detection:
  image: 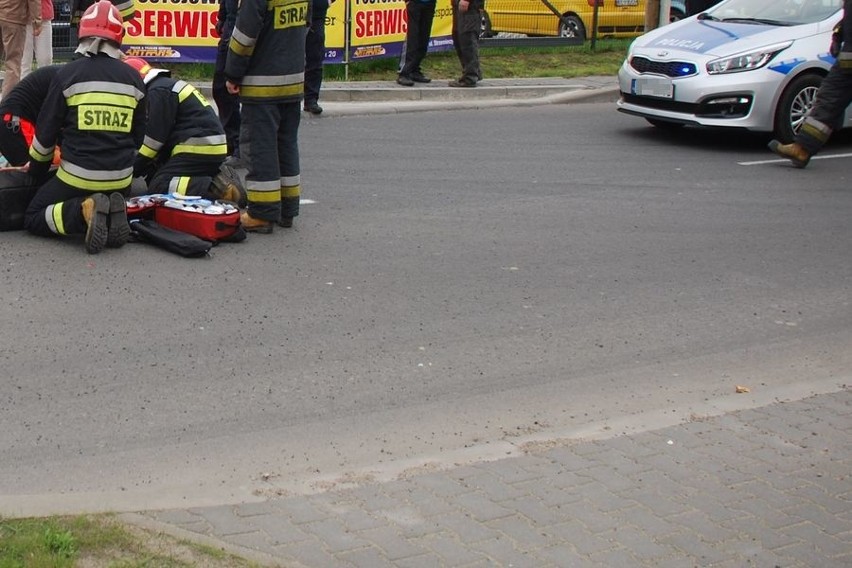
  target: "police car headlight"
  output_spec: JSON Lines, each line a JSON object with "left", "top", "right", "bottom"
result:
{"left": 706, "top": 42, "right": 792, "bottom": 75}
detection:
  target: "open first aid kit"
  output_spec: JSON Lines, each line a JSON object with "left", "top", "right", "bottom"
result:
{"left": 127, "top": 194, "right": 242, "bottom": 242}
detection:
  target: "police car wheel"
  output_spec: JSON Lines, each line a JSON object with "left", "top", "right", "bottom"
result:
{"left": 773, "top": 73, "right": 822, "bottom": 144}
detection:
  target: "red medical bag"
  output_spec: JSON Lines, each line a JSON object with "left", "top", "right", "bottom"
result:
{"left": 154, "top": 201, "right": 241, "bottom": 242}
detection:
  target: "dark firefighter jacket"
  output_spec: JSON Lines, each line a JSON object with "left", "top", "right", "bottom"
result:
{"left": 29, "top": 54, "right": 147, "bottom": 191}
{"left": 224, "top": 0, "right": 308, "bottom": 104}
{"left": 838, "top": 0, "right": 852, "bottom": 72}
{"left": 134, "top": 75, "right": 228, "bottom": 176}
{"left": 0, "top": 65, "right": 60, "bottom": 123}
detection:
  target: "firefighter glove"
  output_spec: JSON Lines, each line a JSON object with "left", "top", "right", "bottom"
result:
{"left": 830, "top": 23, "right": 843, "bottom": 58}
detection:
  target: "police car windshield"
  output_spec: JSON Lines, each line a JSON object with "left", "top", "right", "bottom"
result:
{"left": 708, "top": 0, "right": 842, "bottom": 26}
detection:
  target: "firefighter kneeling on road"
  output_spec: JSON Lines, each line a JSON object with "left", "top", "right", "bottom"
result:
{"left": 24, "top": 0, "right": 146, "bottom": 255}
{"left": 123, "top": 57, "right": 246, "bottom": 206}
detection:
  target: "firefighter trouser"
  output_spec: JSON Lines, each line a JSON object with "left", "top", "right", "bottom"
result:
{"left": 145, "top": 154, "right": 225, "bottom": 200}
{"left": 451, "top": 2, "right": 482, "bottom": 83}
{"left": 213, "top": 36, "right": 241, "bottom": 157}
{"left": 24, "top": 175, "right": 128, "bottom": 237}
{"left": 240, "top": 102, "right": 301, "bottom": 222}
{"left": 794, "top": 62, "right": 852, "bottom": 155}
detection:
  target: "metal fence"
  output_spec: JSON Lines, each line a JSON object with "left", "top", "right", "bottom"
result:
{"left": 52, "top": 0, "right": 76, "bottom": 59}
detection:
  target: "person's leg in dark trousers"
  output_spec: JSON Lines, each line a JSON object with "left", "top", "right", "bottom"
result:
{"left": 24, "top": 176, "right": 91, "bottom": 237}
{"left": 304, "top": 8, "right": 328, "bottom": 112}
{"left": 399, "top": 1, "right": 435, "bottom": 80}
{"left": 278, "top": 101, "right": 302, "bottom": 226}
{"left": 213, "top": 37, "right": 241, "bottom": 157}
{"left": 451, "top": 0, "right": 481, "bottom": 85}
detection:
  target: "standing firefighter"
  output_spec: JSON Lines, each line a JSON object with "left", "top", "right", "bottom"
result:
{"left": 769, "top": 0, "right": 852, "bottom": 167}
{"left": 25, "top": 0, "right": 146, "bottom": 254}
{"left": 225, "top": 0, "right": 308, "bottom": 232}
{"left": 123, "top": 57, "right": 244, "bottom": 205}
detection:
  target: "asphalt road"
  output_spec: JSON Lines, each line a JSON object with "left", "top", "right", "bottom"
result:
{"left": 2, "top": 103, "right": 850, "bottom": 516}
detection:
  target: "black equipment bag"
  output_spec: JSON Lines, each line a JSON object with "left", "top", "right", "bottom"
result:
{"left": 129, "top": 219, "right": 214, "bottom": 258}
{"left": 0, "top": 168, "right": 41, "bottom": 232}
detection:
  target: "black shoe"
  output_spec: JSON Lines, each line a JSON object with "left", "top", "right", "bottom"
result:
{"left": 304, "top": 101, "right": 323, "bottom": 115}
{"left": 396, "top": 75, "right": 415, "bottom": 87}
{"left": 278, "top": 216, "right": 294, "bottom": 228}
{"left": 448, "top": 78, "right": 476, "bottom": 88}
{"left": 106, "top": 192, "right": 130, "bottom": 248}
{"left": 411, "top": 72, "right": 431, "bottom": 83}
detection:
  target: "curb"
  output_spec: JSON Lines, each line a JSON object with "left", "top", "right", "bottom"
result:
{"left": 299, "top": 86, "right": 622, "bottom": 117}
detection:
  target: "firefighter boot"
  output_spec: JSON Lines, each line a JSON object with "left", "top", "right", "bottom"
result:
{"left": 81, "top": 193, "right": 110, "bottom": 254}
{"left": 767, "top": 140, "right": 811, "bottom": 168}
{"left": 240, "top": 211, "right": 274, "bottom": 234}
{"left": 106, "top": 192, "right": 130, "bottom": 248}
{"left": 211, "top": 164, "right": 247, "bottom": 206}
{"left": 278, "top": 215, "right": 294, "bottom": 228}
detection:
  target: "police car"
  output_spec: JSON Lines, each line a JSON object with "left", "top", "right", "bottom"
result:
{"left": 617, "top": 0, "right": 850, "bottom": 142}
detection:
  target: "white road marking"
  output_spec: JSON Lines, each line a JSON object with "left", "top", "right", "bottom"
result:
{"left": 739, "top": 152, "right": 852, "bottom": 166}
{"left": 300, "top": 199, "right": 316, "bottom": 204}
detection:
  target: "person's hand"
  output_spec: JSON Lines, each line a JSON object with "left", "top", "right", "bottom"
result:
{"left": 226, "top": 80, "right": 240, "bottom": 95}
{"left": 830, "top": 23, "right": 842, "bottom": 58}
{"left": 32, "top": 21, "right": 42, "bottom": 36}
{"left": 458, "top": 0, "right": 469, "bottom": 11}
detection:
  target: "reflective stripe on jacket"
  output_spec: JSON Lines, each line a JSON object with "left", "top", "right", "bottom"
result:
{"left": 29, "top": 54, "right": 146, "bottom": 191}
{"left": 224, "top": 0, "right": 308, "bottom": 104}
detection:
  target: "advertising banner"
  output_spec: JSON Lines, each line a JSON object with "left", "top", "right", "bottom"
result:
{"left": 124, "top": 0, "right": 221, "bottom": 62}
{"left": 121, "top": 0, "right": 454, "bottom": 64}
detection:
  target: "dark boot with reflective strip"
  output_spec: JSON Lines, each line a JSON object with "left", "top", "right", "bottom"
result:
{"left": 81, "top": 193, "right": 110, "bottom": 254}
{"left": 106, "top": 192, "right": 130, "bottom": 248}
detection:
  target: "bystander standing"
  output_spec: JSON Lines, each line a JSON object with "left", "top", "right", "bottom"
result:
{"left": 397, "top": 0, "right": 435, "bottom": 87}
{"left": 21, "top": 0, "right": 53, "bottom": 79}
{"left": 449, "top": 0, "right": 481, "bottom": 88}
{"left": 0, "top": 0, "right": 42, "bottom": 98}
{"left": 304, "top": 0, "right": 334, "bottom": 114}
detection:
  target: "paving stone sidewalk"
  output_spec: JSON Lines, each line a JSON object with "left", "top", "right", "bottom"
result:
{"left": 127, "top": 389, "right": 851, "bottom": 567}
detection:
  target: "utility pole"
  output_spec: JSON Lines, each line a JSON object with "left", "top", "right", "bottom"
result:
{"left": 645, "top": 0, "right": 660, "bottom": 32}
